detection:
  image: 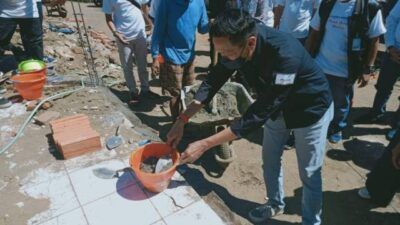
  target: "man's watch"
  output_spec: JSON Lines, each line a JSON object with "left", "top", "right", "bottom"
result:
{"left": 363, "top": 65, "right": 374, "bottom": 75}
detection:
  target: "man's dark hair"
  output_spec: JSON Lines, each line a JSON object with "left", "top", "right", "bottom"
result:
{"left": 210, "top": 9, "right": 257, "bottom": 46}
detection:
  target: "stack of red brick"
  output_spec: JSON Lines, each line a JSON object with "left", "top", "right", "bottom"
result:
{"left": 50, "top": 114, "right": 102, "bottom": 159}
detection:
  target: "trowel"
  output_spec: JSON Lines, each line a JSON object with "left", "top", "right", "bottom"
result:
{"left": 106, "top": 124, "right": 123, "bottom": 150}
{"left": 93, "top": 167, "right": 131, "bottom": 179}
{"left": 154, "top": 156, "right": 173, "bottom": 173}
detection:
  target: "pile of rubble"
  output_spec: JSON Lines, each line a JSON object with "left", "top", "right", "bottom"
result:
{"left": 42, "top": 18, "right": 122, "bottom": 85}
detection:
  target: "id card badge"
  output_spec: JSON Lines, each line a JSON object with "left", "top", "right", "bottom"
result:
{"left": 352, "top": 38, "right": 362, "bottom": 51}
{"left": 274, "top": 73, "right": 296, "bottom": 85}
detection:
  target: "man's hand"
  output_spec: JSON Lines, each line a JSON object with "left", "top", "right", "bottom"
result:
{"left": 388, "top": 47, "right": 400, "bottom": 64}
{"left": 114, "top": 32, "right": 128, "bottom": 45}
{"left": 357, "top": 66, "right": 376, "bottom": 88}
{"left": 166, "top": 120, "right": 185, "bottom": 149}
{"left": 357, "top": 74, "right": 372, "bottom": 88}
{"left": 151, "top": 59, "right": 160, "bottom": 76}
{"left": 392, "top": 143, "right": 400, "bottom": 169}
{"left": 180, "top": 140, "right": 209, "bottom": 164}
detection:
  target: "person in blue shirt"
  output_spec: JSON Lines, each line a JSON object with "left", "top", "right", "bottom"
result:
{"left": 150, "top": 0, "right": 209, "bottom": 120}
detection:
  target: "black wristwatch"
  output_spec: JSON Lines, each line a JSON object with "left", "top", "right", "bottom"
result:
{"left": 363, "top": 65, "right": 374, "bottom": 75}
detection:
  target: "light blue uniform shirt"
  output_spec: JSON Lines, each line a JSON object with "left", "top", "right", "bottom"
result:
{"left": 151, "top": 0, "right": 209, "bottom": 65}
{"left": 385, "top": 1, "right": 400, "bottom": 50}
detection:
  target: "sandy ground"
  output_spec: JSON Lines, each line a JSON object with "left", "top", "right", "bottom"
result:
{"left": 0, "top": 2, "right": 399, "bottom": 225}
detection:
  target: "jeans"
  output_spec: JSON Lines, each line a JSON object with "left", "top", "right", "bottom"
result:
{"left": 0, "top": 17, "right": 43, "bottom": 60}
{"left": 326, "top": 75, "right": 353, "bottom": 134}
{"left": 116, "top": 36, "right": 149, "bottom": 94}
{"left": 263, "top": 103, "right": 333, "bottom": 225}
{"left": 372, "top": 55, "right": 400, "bottom": 116}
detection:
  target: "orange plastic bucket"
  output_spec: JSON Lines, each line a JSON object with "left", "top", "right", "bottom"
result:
{"left": 11, "top": 73, "right": 46, "bottom": 100}
{"left": 130, "top": 143, "right": 180, "bottom": 193}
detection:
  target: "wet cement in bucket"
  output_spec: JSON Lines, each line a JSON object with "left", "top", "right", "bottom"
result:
{"left": 140, "top": 155, "right": 173, "bottom": 173}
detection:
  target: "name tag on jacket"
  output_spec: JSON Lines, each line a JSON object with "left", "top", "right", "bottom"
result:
{"left": 274, "top": 73, "right": 296, "bottom": 85}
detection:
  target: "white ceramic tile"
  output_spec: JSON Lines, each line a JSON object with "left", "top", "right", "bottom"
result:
{"left": 69, "top": 159, "right": 136, "bottom": 205}
{"left": 63, "top": 150, "right": 120, "bottom": 174}
{"left": 146, "top": 179, "right": 200, "bottom": 217}
{"left": 164, "top": 200, "right": 225, "bottom": 225}
{"left": 83, "top": 185, "right": 161, "bottom": 225}
{"left": 150, "top": 220, "right": 167, "bottom": 225}
{"left": 39, "top": 208, "right": 87, "bottom": 225}
{"left": 22, "top": 175, "right": 80, "bottom": 224}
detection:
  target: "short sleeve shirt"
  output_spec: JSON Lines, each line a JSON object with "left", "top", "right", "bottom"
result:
{"left": 0, "top": 0, "right": 39, "bottom": 18}
{"left": 102, "top": 0, "right": 146, "bottom": 41}
{"left": 310, "top": 0, "right": 386, "bottom": 78}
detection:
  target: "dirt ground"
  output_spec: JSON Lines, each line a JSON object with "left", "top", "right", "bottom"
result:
{"left": 1, "top": 2, "right": 399, "bottom": 225}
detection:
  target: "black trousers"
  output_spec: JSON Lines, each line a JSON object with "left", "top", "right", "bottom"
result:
{"left": 0, "top": 17, "right": 43, "bottom": 60}
{"left": 366, "top": 133, "right": 400, "bottom": 206}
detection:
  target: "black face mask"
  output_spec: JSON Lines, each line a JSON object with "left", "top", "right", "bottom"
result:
{"left": 220, "top": 45, "right": 247, "bottom": 70}
{"left": 220, "top": 56, "right": 246, "bottom": 70}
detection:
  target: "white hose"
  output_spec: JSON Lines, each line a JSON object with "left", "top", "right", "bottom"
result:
{"left": 0, "top": 79, "right": 85, "bottom": 155}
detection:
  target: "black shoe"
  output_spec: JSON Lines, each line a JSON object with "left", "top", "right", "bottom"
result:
{"left": 354, "top": 112, "right": 384, "bottom": 124}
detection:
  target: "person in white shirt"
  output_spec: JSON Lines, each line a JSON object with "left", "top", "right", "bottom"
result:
{"left": 103, "top": 0, "right": 157, "bottom": 104}
{"left": 0, "top": 0, "right": 43, "bottom": 60}
{"left": 274, "top": 0, "right": 321, "bottom": 44}
{"left": 235, "top": 0, "right": 275, "bottom": 27}
{"left": 306, "top": 0, "right": 386, "bottom": 143}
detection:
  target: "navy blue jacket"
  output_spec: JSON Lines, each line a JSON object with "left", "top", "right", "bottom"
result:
{"left": 194, "top": 23, "right": 333, "bottom": 138}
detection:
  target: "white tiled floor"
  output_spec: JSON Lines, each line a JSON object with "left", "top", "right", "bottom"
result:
{"left": 83, "top": 184, "right": 161, "bottom": 225}
{"left": 146, "top": 180, "right": 201, "bottom": 217}
{"left": 150, "top": 220, "right": 167, "bottom": 225}
{"left": 23, "top": 175, "right": 80, "bottom": 224}
{"left": 163, "top": 200, "right": 226, "bottom": 225}
{"left": 69, "top": 159, "right": 136, "bottom": 205}
{"left": 26, "top": 158, "right": 226, "bottom": 225}
{"left": 39, "top": 208, "right": 87, "bottom": 225}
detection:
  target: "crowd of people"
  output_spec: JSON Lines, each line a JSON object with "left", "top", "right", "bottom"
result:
{"left": 0, "top": 0, "right": 399, "bottom": 225}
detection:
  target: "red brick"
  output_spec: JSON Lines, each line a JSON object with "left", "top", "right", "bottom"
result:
{"left": 55, "top": 128, "right": 97, "bottom": 146}
{"left": 50, "top": 114, "right": 87, "bottom": 129}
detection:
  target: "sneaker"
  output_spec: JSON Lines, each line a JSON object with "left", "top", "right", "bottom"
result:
{"left": 140, "top": 90, "right": 159, "bottom": 99}
{"left": 329, "top": 132, "right": 342, "bottom": 144}
{"left": 355, "top": 112, "right": 384, "bottom": 124}
{"left": 0, "top": 97, "right": 12, "bottom": 109}
{"left": 248, "top": 203, "right": 284, "bottom": 223}
{"left": 358, "top": 187, "right": 371, "bottom": 200}
{"left": 386, "top": 128, "right": 399, "bottom": 141}
{"left": 284, "top": 133, "right": 295, "bottom": 150}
